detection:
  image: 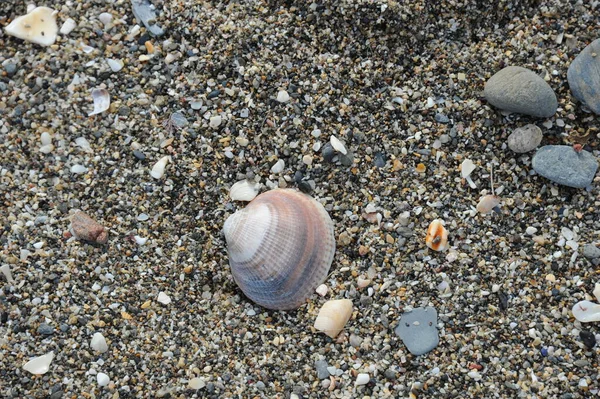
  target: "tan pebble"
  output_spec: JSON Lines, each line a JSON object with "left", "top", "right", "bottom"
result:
{"left": 70, "top": 211, "right": 108, "bottom": 244}
{"left": 545, "top": 274, "right": 556, "bottom": 283}
{"left": 476, "top": 195, "right": 500, "bottom": 214}
{"left": 338, "top": 231, "right": 352, "bottom": 246}
{"left": 393, "top": 159, "right": 402, "bottom": 171}
{"left": 145, "top": 41, "right": 154, "bottom": 54}
{"left": 183, "top": 265, "right": 193, "bottom": 274}
{"left": 415, "top": 163, "right": 426, "bottom": 173}
{"left": 141, "top": 300, "right": 151, "bottom": 309}
{"left": 385, "top": 234, "right": 395, "bottom": 244}
{"left": 357, "top": 277, "right": 371, "bottom": 288}
{"left": 121, "top": 311, "right": 133, "bottom": 320}
{"left": 358, "top": 245, "right": 369, "bottom": 256}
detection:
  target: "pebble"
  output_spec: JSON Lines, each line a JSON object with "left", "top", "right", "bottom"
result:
{"left": 4, "top": 62, "right": 18, "bottom": 77}
{"left": 330, "top": 135, "right": 347, "bottom": 155}
{"left": 579, "top": 330, "right": 596, "bottom": 349}
{"left": 314, "top": 360, "right": 330, "bottom": 379}
{"left": 157, "top": 291, "right": 172, "bottom": 305}
{"left": 532, "top": 145, "right": 598, "bottom": 188}
{"left": 96, "top": 373, "right": 110, "bottom": 387}
{"left": 133, "top": 150, "right": 146, "bottom": 160}
{"left": 507, "top": 124, "right": 543, "bottom": 153}
{"left": 582, "top": 244, "right": 600, "bottom": 260}
{"left": 434, "top": 113, "right": 450, "bottom": 123}
{"left": 355, "top": 373, "right": 370, "bottom": 386}
{"left": 37, "top": 323, "right": 54, "bottom": 335}
{"left": 90, "top": 332, "right": 109, "bottom": 353}
{"left": 70, "top": 211, "right": 108, "bottom": 244}
{"left": 131, "top": 0, "right": 164, "bottom": 36}
{"left": 270, "top": 159, "right": 285, "bottom": 174}
{"left": 189, "top": 377, "right": 206, "bottom": 390}
{"left": 567, "top": 38, "right": 600, "bottom": 114}
{"left": 484, "top": 66, "right": 558, "bottom": 117}
{"left": 150, "top": 156, "right": 170, "bottom": 179}
{"left": 321, "top": 143, "right": 336, "bottom": 162}
{"left": 209, "top": 115, "right": 222, "bottom": 128}
{"left": 106, "top": 59, "right": 123, "bottom": 72}
{"left": 22, "top": 352, "right": 54, "bottom": 375}
{"left": 394, "top": 307, "right": 439, "bottom": 356}
{"left": 276, "top": 90, "right": 290, "bottom": 103}
{"left": 60, "top": 18, "right": 77, "bottom": 35}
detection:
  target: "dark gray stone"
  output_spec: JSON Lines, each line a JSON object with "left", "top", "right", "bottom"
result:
{"left": 507, "top": 124, "right": 543, "bottom": 153}
{"left": 314, "top": 360, "right": 329, "bottom": 379}
{"left": 394, "top": 307, "right": 439, "bottom": 356}
{"left": 484, "top": 66, "right": 557, "bottom": 117}
{"left": 38, "top": 323, "right": 55, "bottom": 335}
{"left": 133, "top": 150, "right": 146, "bottom": 160}
{"left": 321, "top": 143, "right": 335, "bottom": 163}
{"left": 567, "top": 38, "right": 600, "bottom": 115}
{"left": 207, "top": 90, "right": 221, "bottom": 99}
{"left": 434, "top": 113, "right": 450, "bottom": 123}
{"left": 4, "top": 62, "right": 17, "bottom": 77}
{"left": 582, "top": 244, "right": 600, "bottom": 259}
{"left": 532, "top": 145, "right": 598, "bottom": 188}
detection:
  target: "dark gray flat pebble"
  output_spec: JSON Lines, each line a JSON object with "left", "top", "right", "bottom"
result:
{"left": 582, "top": 244, "right": 600, "bottom": 260}
{"left": 532, "top": 145, "right": 598, "bottom": 188}
{"left": 38, "top": 323, "right": 55, "bottom": 335}
{"left": 394, "top": 306, "right": 439, "bottom": 356}
{"left": 567, "top": 38, "right": 600, "bottom": 115}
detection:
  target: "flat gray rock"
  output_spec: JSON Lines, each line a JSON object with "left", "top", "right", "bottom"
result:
{"left": 532, "top": 145, "right": 598, "bottom": 188}
{"left": 508, "top": 124, "right": 543, "bottom": 153}
{"left": 131, "top": 0, "right": 165, "bottom": 36}
{"left": 484, "top": 66, "right": 558, "bottom": 118}
{"left": 394, "top": 307, "right": 439, "bottom": 356}
{"left": 582, "top": 244, "right": 600, "bottom": 260}
{"left": 568, "top": 38, "right": 600, "bottom": 115}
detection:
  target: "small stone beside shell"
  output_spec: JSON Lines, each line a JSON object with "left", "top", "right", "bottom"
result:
{"left": 70, "top": 211, "right": 108, "bottom": 244}
{"left": 314, "top": 299, "right": 353, "bottom": 338}
{"left": 426, "top": 219, "right": 449, "bottom": 251}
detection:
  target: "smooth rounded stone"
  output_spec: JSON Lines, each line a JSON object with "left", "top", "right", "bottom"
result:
{"left": 567, "top": 38, "right": 600, "bottom": 114}
{"left": 507, "top": 124, "right": 543, "bottom": 153}
{"left": 91, "top": 332, "right": 109, "bottom": 353}
{"left": 314, "top": 360, "right": 329, "bottom": 380}
{"left": 355, "top": 373, "right": 370, "bottom": 386}
{"left": 207, "top": 90, "right": 221, "bottom": 99}
{"left": 321, "top": 143, "right": 336, "bottom": 163}
{"left": 37, "top": 323, "right": 54, "bottom": 335}
{"left": 23, "top": 352, "right": 54, "bottom": 375}
{"left": 97, "top": 373, "right": 110, "bottom": 387}
{"left": 4, "top": 62, "right": 18, "bottom": 77}
{"left": 580, "top": 330, "right": 596, "bottom": 349}
{"left": 70, "top": 211, "right": 108, "bottom": 244}
{"left": 133, "top": 150, "right": 146, "bottom": 160}
{"left": 532, "top": 145, "right": 598, "bottom": 188}
{"left": 394, "top": 306, "right": 439, "bottom": 356}
{"left": 484, "top": 66, "right": 558, "bottom": 117}
{"left": 434, "top": 113, "right": 450, "bottom": 123}
{"left": 582, "top": 244, "right": 600, "bottom": 260}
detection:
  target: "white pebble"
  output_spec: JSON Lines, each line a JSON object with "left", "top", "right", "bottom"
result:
{"left": 157, "top": 291, "right": 171, "bottom": 305}
{"left": 315, "top": 284, "right": 328, "bottom": 297}
{"left": 270, "top": 159, "right": 285, "bottom": 174}
{"left": 106, "top": 58, "right": 123, "bottom": 72}
{"left": 98, "top": 12, "right": 113, "bottom": 27}
{"left": 330, "top": 135, "right": 347, "bottom": 154}
{"left": 276, "top": 90, "right": 290, "bottom": 103}
{"left": 526, "top": 226, "right": 538, "bottom": 235}
{"left": 302, "top": 154, "right": 313, "bottom": 165}
{"left": 134, "top": 235, "right": 147, "bottom": 245}
{"left": 40, "top": 132, "right": 52, "bottom": 146}
{"left": 150, "top": 156, "right": 170, "bottom": 179}
{"left": 60, "top": 18, "right": 77, "bottom": 35}
{"left": 71, "top": 164, "right": 88, "bottom": 174}
{"left": 75, "top": 137, "right": 92, "bottom": 152}
{"left": 355, "top": 373, "right": 370, "bottom": 386}
{"left": 97, "top": 372, "right": 110, "bottom": 387}
{"left": 22, "top": 352, "right": 54, "bottom": 375}
{"left": 189, "top": 377, "right": 206, "bottom": 390}
{"left": 0, "top": 264, "right": 15, "bottom": 284}
{"left": 209, "top": 115, "right": 222, "bottom": 128}
{"left": 90, "top": 332, "right": 109, "bottom": 353}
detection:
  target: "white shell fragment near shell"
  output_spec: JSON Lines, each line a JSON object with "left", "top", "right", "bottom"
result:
{"left": 572, "top": 300, "right": 600, "bottom": 323}
{"left": 22, "top": 352, "right": 54, "bottom": 375}
{"left": 88, "top": 88, "right": 111, "bottom": 116}
{"left": 229, "top": 179, "right": 260, "bottom": 202}
{"left": 314, "top": 299, "right": 353, "bottom": 338}
{"left": 223, "top": 189, "right": 336, "bottom": 310}
{"left": 4, "top": 7, "right": 58, "bottom": 46}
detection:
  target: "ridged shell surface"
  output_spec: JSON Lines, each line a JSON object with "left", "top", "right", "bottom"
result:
{"left": 223, "top": 189, "right": 336, "bottom": 310}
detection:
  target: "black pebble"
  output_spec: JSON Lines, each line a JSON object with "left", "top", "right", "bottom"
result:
{"left": 321, "top": 143, "right": 335, "bottom": 163}
{"left": 580, "top": 330, "right": 596, "bottom": 349}
{"left": 497, "top": 291, "right": 509, "bottom": 310}
{"left": 207, "top": 90, "right": 221, "bottom": 99}
{"left": 298, "top": 181, "right": 313, "bottom": 194}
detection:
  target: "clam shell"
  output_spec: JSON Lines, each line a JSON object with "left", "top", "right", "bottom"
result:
{"left": 572, "top": 300, "right": 600, "bottom": 323}
{"left": 223, "top": 189, "right": 336, "bottom": 310}
{"left": 426, "top": 219, "right": 449, "bottom": 251}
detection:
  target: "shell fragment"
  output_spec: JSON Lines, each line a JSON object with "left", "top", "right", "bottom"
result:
{"left": 314, "top": 299, "right": 353, "bottom": 338}
{"left": 4, "top": 7, "right": 58, "bottom": 46}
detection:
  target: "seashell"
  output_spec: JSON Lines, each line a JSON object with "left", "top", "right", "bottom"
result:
{"left": 150, "top": 155, "right": 170, "bottom": 179}
{"left": 4, "top": 7, "right": 58, "bottom": 47}
{"left": 223, "top": 189, "right": 336, "bottom": 310}
{"left": 330, "top": 135, "right": 347, "bottom": 155}
{"left": 60, "top": 18, "right": 77, "bottom": 35}
{"left": 229, "top": 179, "right": 260, "bottom": 202}
{"left": 426, "top": 219, "right": 449, "bottom": 251}
{"left": 461, "top": 159, "right": 477, "bottom": 189}
{"left": 97, "top": 372, "right": 110, "bottom": 387}
{"left": 88, "top": 88, "right": 110, "bottom": 116}
{"left": 71, "top": 211, "right": 108, "bottom": 244}
{"left": 314, "top": 299, "right": 353, "bottom": 338}
{"left": 315, "top": 284, "right": 328, "bottom": 297}
{"left": 572, "top": 300, "right": 600, "bottom": 323}
{"left": 23, "top": 351, "right": 54, "bottom": 375}
{"left": 476, "top": 195, "right": 500, "bottom": 214}
{"left": 594, "top": 283, "right": 600, "bottom": 303}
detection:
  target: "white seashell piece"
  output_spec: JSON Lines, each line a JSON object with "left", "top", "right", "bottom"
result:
{"left": 572, "top": 300, "right": 600, "bottom": 323}
{"left": 314, "top": 299, "right": 353, "bottom": 338}
{"left": 270, "top": 159, "right": 285, "bottom": 174}
{"left": 157, "top": 291, "right": 171, "bottom": 305}
{"left": 276, "top": 90, "right": 290, "bottom": 103}
{"left": 23, "top": 351, "right": 54, "bottom": 375}
{"left": 315, "top": 284, "right": 328, "bottom": 297}
{"left": 90, "top": 332, "right": 109, "bottom": 353}
{"left": 0, "top": 264, "right": 15, "bottom": 284}
{"left": 230, "top": 180, "right": 260, "bottom": 202}
{"left": 150, "top": 156, "right": 170, "bottom": 179}
{"left": 5, "top": 7, "right": 58, "bottom": 46}
{"left": 224, "top": 189, "right": 336, "bottom": 310}
{"left": 330, "top": 135, "right": 347, "bottom": 155}
{"left": 88, "top": 88, "right": 110, "bottom": 116}
{"left": 476, "top": 195, "right": 500, "bottom": 214}
{"left": 60, "top": 18, "right": 77, "bottom": 35}
{"left": 97, "top": 372, "right": 110, "bottom": 387}
{"left": 594, "top": 283, "right": 600, "bottom": 303}
{"left": 461, "top": 159, "right": 477, "bottom": 189}
{"left": 106, "top": 58, "right": 123, "bottom": 72}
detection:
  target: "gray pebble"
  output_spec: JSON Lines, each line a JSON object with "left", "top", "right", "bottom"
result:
{"left": 133, "top": 150, "right": 146, "bottom": 160}
{"left": 484, "top": 66, "right": 557, "bottom": 117}
{"left": 131, "top": 0, "right": 165, "bottom": 36}
{"left": 4, "top": 62, "right": 18, "bottom": 76}
{"left": 582, "top": 244, "right": 600, "bottom": 260}
{"left": 255, "top": 381, "right": 265, "bottom": 391}
{"left": 321, "top": 143, "right": 336, "bottom": 163}
{"left": 384, "top": 368, "right": 397, "bottom": 380}
{"left": 394, "top": 307, "right": 439, "bottom": 356}
{"left": 532, "top": 145, "right": 598, "bottom": 188}
{"left": 507, "top": 124, "right": 543, "bottom": 153}
{"left": 207, "top": 90, "right": 221, "bottom": 99}
{"left": 374, "top": 152, "right": 386, "bottom": 168}
{"left": 314, "top": 360, "right": 330, "bottom": 379}
{"left": 567, "top": 38, "right": 600, "bottom": 114}
{"left": 38, "top": 323, "right": 55, "bottom": 335}
{"left": 434, "top": 113, "right": 450, "bottom": 123}
{"left": 349, "top": 334, "right": 363, "bottom": 348}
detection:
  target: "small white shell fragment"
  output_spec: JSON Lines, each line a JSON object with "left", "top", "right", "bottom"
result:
{"left": 314, "top": 299, "right": 353, "bottom": 338}
{"left": 150, "top": 156, "right": 170, "bottom": 179}
{"left": 90, "top": 332, "right": 109, "bottom": 353}
{"left": 4, "top": 7, "right": 58, "bottom": 46}
{"left": 229, "top": 180, "right": 260, "bottom": 202}
{"left": 75, "top": 137, "right": 92, "bottom": 152}
{"left": 97, "top": 372, "right": 110, "bottom": 387}
{"left": 165, "top": 53, "right": 177, "bottom": 64}
{"left": 209, "top": 115, "right": 222, "bottom": 128}
{"left": 98, "top": 12, "right": 113, "bottom": 27}
{"left": 60, "top": 18, "right": 77, "bottom": 35}
{"left": 315, "top": 284, "right": 328, "bottom": 297}
{"left": 71, "top": 164, "right": 88, "bottom": 174}
{"left": 357, "top": 277, "right": 371, "bottom": 288}
{"left": 330, "top": 135, "right": 347, "bottom": 155}
{"left": 461, "top": 159, "right": 477, "bottom": 189}
{"left": 106, "top": 58, "right": 123, "bottom": 72}
{"left": 134, "top": 235, "right": 147, "bottom": 245}
{"left": 88, "top": 88, "right": 110, "bottom": 116}
{"left": 594, "top": 283, "right": 600, "bottom": 303}
{"left": 355, "top": 373, "right": 370, "bottom": 386}
{"left": 270, "top": 159, "right": 285, "bottom": 174}
{"left": 189, "top": 377, "right": 206, "bottom": 390}
{"left": 23, "top": 352, "right": 54, "bottom": 375}
{"left": 572, "top": 300, "right": 600, "bottom": 322}
{"left": 476, "top": 195, "right": 500, "bottom": 214}
{"left": 39, "top": 143, "right": 54, "bottom": 154}
{"left": 39, "top": 132, "right": 54, "bottom": 154}
{"left": 157, "top": 291, "right": 171, "bottom": 305}
{"left": 0, "top": 264, "right": 15, "bottom": 284}
{"left": 276, "top": 90, "right": 290, "bottom": 103}
{"left": 81, "top": 43, "right": 95, "bottom": 53}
